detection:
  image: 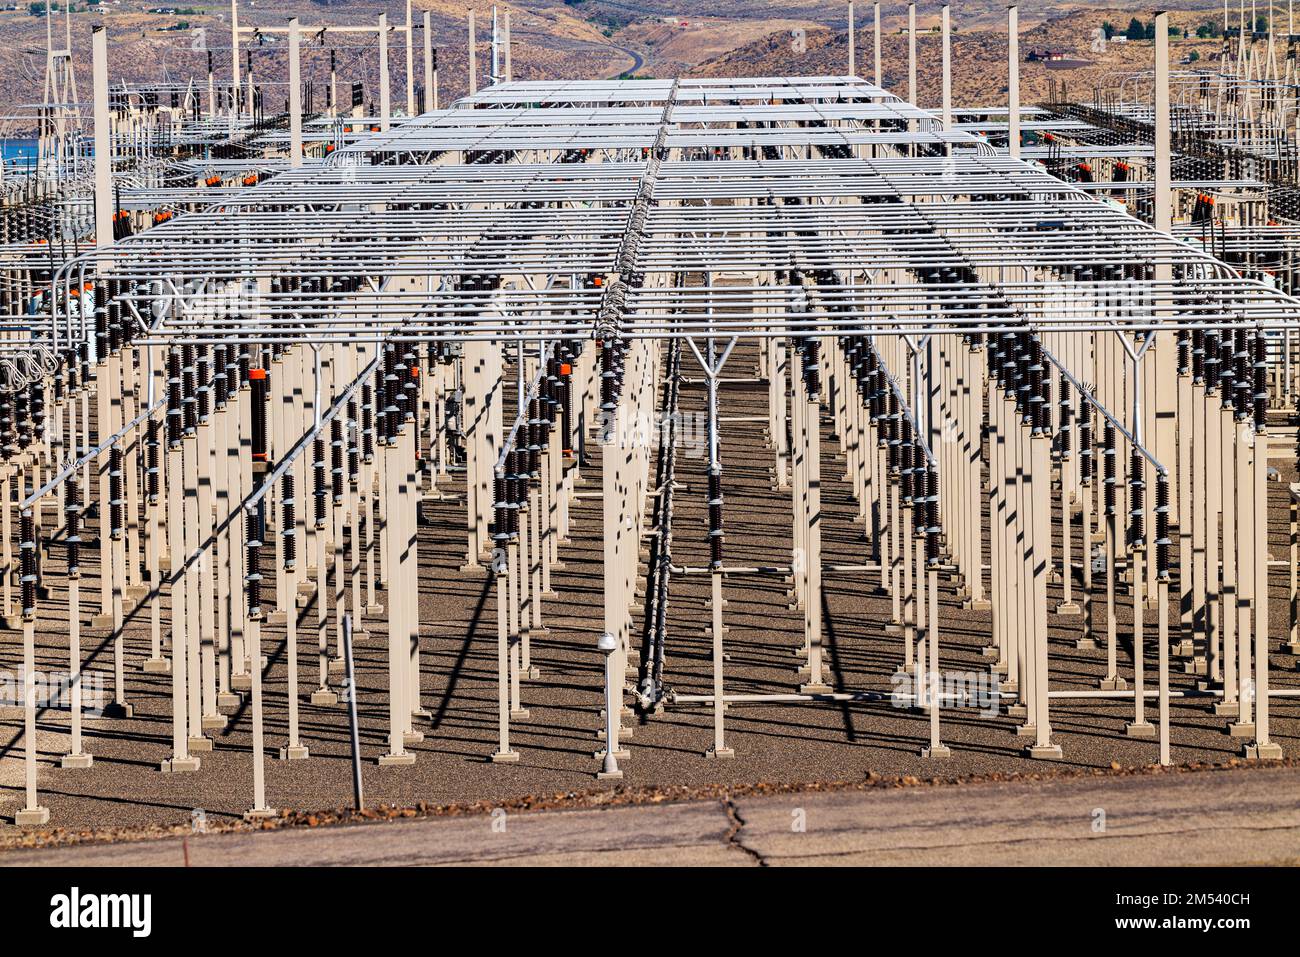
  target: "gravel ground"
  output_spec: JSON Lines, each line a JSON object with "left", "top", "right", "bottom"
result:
{"left": 1, "top": 338, "right": 1297, "bottom": 838}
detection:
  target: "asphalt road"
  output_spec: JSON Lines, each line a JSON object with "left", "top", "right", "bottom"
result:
{"left": 606, "top": 44, "right": 646, "bottom": 77}
{"left": 10, "top": 763, "right": 1300, "bottom": 866}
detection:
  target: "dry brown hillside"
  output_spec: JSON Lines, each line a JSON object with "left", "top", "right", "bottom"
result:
{"left": 0, "top": 0, "right": 632, "bottom": 136}
{"left": 690, "top": 5, "right": 1231, "bottom": 107}
{"left": 0, "top": 1, "right": 1247, "bottom": 136}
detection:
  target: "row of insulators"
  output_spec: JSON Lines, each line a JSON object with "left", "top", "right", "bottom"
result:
{"left": 793, "top": 336, "right": 821, "bottom": 399}
{"left": 891, "top": 414, "right": 942, "bottom": 562}
{"left": 987, "top": 333, "right": 1052, "bottom": 434}
{"left": 492, "top": 447, "right": 538, "bottom": 543}
{"left": 0, "top": 205, "right": 53, "bottom": 243}
{"left": 491, "top": 348, "right": 577, "bottom": 543}
{"left": 375, "top": 343, "right": 422, "bottom": 445}
{"left": 50, "top": 341, "right": 89, "bottom": 409}
{"left": 599, "top": 337, "right": 627, "bottom": 413}
{"left": 92, "top": 279, "right": 149, "bottom": 364}
{"left": 0, "top": 381, "right": 46, "bottom": 462}
{"left": 167, "top": 342, "right": 252, "bottom": 447}
{"left": 1184, "top": 327, "right": 1270, "bottom": 429}
{"left": 840, "top": 330, "right": 943, "bottom": 564}
{"left": 112, "top": 210, "right": 134, "bottom": 241}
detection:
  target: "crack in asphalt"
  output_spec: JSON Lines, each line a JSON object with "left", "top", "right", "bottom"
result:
{"left": 722, "top": 798, "right": 767, "bottom": 867}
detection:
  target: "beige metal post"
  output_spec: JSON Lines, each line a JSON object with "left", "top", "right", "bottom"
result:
{"left": 379, "top": 14, "right": 391, "bottom": 132}
{"left": 230, "top": 0, "right": 240, "bottom": 120}
{"left": 405, "top": 0, "right": 415, "bottom": 116}
{"left": 873, "top": 1, "right": 882, "bottom": 87}
{"left": 92, "top": 27, "right": 112, "bottom": 252}
{"left": 504, "top": 9, "right": 512, "bottom": 82}
{"left": 424, "top": 12, "right": 436, "bottom": 112}
{"left": 468, "top": 9, "right": 478, "bottom": 95}
{"left": 941, "top": 4, "right": 952, "bottom": 129}
{"left": 848, "top": 1, "right": 856, "bottom": 77}
{"left": 907, "top": 2, "right": 918, "bottom": 105}
{"left": 1008, "top": 4, "right": 1021, "bottom": 159}
{"left": 288, "top": 18, "right": 302, "bottom": 168}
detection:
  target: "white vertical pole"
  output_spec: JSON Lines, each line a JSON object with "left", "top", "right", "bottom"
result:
{"left": 873, "top": 1, "right": 882, "bottom": 87}
{"left": 504, "top": 9, "right": 513, "bottom": 82}
{"left": 92, "top": 26, "right": 111, "bottom": 252}
{"left": 1008, "top": 4, "right": 1021, "bottom": 159}
{"left": 288, "top": 18, "right": 302, "bottom": 168}
{"left": 908, "top": 2, "right": 918, "bottom": 104}
{"left": 1154, "top": 11, "right": 1173, "bottom": 234}
{"left": 491, "top": 5, "right": 500, "bottom": 84}
{"left": 405, "top": 0, "right": 415, "bottom": 116}
{"left": 942, "top": 3, "right": 952, "bottom": 128}
{"left": 230, "top": 0, "right": 240, "bottom": 120}
{"left": 424, "top": 11, "right": 436, "bottom": 111}
{"left": 379, "top": 13, "right": 391, "bottom": 132}
{"left": 848, "top": 1, "right": 856, "bottom": 77}
{"left": 468, "top": 9, "right": 478, "bottom": 95}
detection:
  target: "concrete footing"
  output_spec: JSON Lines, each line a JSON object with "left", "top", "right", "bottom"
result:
{"left": 16, "top": 806, "right": 50, "bottom": 826}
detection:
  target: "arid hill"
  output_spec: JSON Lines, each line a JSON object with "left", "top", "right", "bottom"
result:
{"left": 690, "top": 5, "right": 1231, "bottom": 107}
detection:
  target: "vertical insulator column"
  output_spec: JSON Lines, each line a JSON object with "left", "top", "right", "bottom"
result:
{"left": 1078, "top": 398, "right": 1093, "bottom": 484}
{"left": 1028, "top": 339, "right": 1046, "bottom": 434}
{"left": 493, "top": 470, "right": 511, "bottom": 546}
{"left": 361, "top": 384, "right": 375, "bottom": 463}
{"left": 195, "top": 345, "right": 211, "bottom": 423}
{"left": 109, "top": 445, "right": 124, "bottom": 541}
{"left": 527, "top": 398, "right": 542, "bottom": 480}
{"left": 245, "top": 509, "right": 263, "bottom": 620}
{"left": 313, "top": 438, "right": 327, "bottom": 529}
{"left": 181, "top": 344, "right": 197, "bottom": 434}
{"left": 66, "top": 477, "right": 82, "bottom": 578}
{"left": 145, "top": 418, "right": 160, "bottom": 503}
{"left": 249, "top": 368, "right": 269, "bottom": 462}
{"left": 599, "top": 339, "right": 616, "bottom": 440}
{"left": 383, "top": 345, "right": 400, "bottom": 444}
{"left": 1155, "top": 471, "right": 1170, "bottom": 580}
{"left": 1103, "top": 422, "right": 1117, "bottom": 516}
{"left": 347, "top": 399, "right": 360, "bottom": 487}
{"left": 94, "top": 283, "right": 109, "bottom": 361}
{"left": 403, "top": 344, "right": 420, "bottom": 425}
{"left": 15, "top": 387, "right": 30, "bottom": 450}
{"left": 707, "top": 466, "right": 723, "bottom": 569}
{"left": 559, "top": 349, "right": 574, "bottom": 456}
{"left": 1129, "top": 448, "right": 1145, "bottom": 548}
{"left": 282, "top": 473, "right": 297, "bottom": 570}
{"left": 899, "top": 417, "right": 914, "bottom": 512}
{"left": 925, "top": 466, "right": 940, "bottom": 566}
{"left": 506, "top": 448, "right": 522, "bottom": 538}
{"left": 1253, "top": 329, "right": 1269, "bottom": 434}
{"left": 20, "top": 511, "right": 35, "bottom": 620}
{"left": 29, "top": 383, "right": 44, "bottom": 444}
{"left": 212, "top": 345, "right": 229, "bottom": 410}
{"left": 331, "top": 418, "right": 345, "bottom": 506}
